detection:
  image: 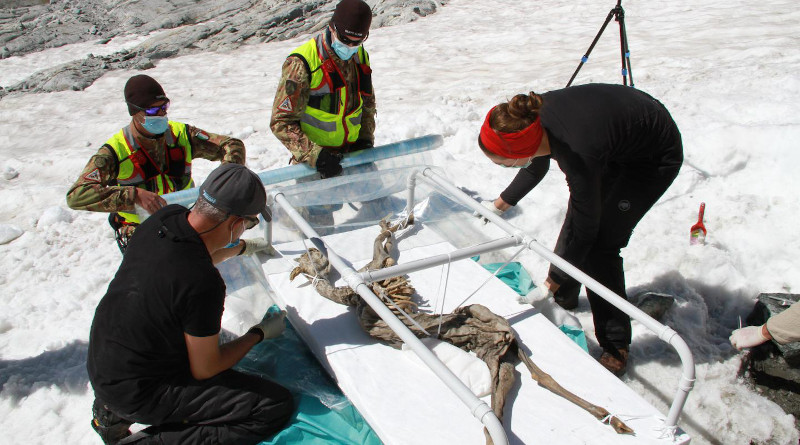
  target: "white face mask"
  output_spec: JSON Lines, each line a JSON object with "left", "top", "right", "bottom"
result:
{"left": 501, "top": 158, "right": 532, "bottom": 169}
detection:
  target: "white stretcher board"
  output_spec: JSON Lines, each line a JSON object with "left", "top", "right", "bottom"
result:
{"left": 258, "top": 222, "right": 690, "bottom": 445}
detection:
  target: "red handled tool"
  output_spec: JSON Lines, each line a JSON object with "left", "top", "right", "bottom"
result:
{"left": 689, "top": 202, "right": 706, "bottom": 245}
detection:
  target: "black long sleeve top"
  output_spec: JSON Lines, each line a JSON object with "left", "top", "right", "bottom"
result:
{"left": 499, "top": 83, "right": 682, "bottom": 284}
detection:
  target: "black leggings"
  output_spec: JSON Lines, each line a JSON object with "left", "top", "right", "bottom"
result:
{"left": 115, "top": 369, "right": 293, "bottom": 445}
{"left": 553, "top": 144, "right": 682, "bottom": 351}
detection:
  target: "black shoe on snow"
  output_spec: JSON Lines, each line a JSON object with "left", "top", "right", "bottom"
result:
{"left": 91, "top": 399, "right": 132, "bottom": 444}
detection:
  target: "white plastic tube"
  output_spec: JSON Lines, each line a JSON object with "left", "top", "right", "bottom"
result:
{"left": 419, "top": 168, "right": 695, "bottom": 429}
{"left": 160, "top": 134, "right": 444, "bottom": 210}
{"left": 271, "top": 191, "right": 509, "bottom": 445}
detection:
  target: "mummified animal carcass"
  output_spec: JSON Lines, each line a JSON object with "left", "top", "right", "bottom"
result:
{"left": 289, "top": 218, "right": 633, "bottom": 443}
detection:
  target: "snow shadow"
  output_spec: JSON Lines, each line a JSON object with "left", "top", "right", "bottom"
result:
{"left": 627, "top": 271, "right": 754, "bottom": 365}
{"left": 0, "top": 340, "right": 90, "bottom": 401}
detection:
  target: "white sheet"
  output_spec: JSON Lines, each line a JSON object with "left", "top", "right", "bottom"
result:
{"left": 263, "top": 224, "right": 690, "bottom": 445}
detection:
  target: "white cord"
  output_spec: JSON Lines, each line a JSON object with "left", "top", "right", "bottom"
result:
{"left": 435, "top": 254, "right": 453, "bottom": 337}
{"left": 300, "top": 238, "right": 324, "bottom": 279}
{"left": 454, "top": 246, "right": 527, "bottom": 308}
{"left": 301, "top": 272, "right": 322, "bottom": 287}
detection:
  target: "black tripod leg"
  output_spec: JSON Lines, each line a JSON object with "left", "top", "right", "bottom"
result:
{"left": 617, "top": 11, "right": 634, "bottom": 87}
{"left": 566, "top": 8, "right": 616, "bottom": 88}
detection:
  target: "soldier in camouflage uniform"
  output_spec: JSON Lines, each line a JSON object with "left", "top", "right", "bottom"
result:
{"left": 270, "top": 0, "right": 376, "bottom": 180}
{"left": 67, "top": 75, "right": 259, "bottom": 256}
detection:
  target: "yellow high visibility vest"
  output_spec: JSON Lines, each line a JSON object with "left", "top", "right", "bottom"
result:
{"left": 106, "top": 121, "right": 193, "bottom": 224}
{"left": 290, "top": 34, "right": 372, "bottom": 147}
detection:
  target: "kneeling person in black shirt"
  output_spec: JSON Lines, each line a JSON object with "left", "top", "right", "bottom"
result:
{"left": 87, "top": 163, "right": 293, "bottom": 445}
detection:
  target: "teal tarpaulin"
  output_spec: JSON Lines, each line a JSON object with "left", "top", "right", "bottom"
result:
{"left": 482, "top": 261, "right": 535, "bottom": 296}
{"left": 236, "top": 306, "right": 382, "bottom": 445}
{"left": 479, "top": 261, "right": 589, "bottom": 353}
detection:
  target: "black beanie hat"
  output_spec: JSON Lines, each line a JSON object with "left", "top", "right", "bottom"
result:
{"left": 199, "top": 164, "right": 266, "bottom": 216}
{"left": 124, "top": 75, "right": 167, "bottom": 116}
{"left": 331, "top": 0, "right": 372, "bottom": 39}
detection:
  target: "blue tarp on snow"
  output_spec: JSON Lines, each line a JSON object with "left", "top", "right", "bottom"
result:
{"left": 235, "top": 306, "right": 382, "bottom": 445}
{"left": 480, "top": 261, "right": 588, "bottom": 353}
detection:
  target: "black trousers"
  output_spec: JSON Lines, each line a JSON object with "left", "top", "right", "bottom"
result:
{"left": 553, "top": 137, "right": 683, "bottom": 351}
{"left": 112, "top": 369, "right": 293, "bottom": 445}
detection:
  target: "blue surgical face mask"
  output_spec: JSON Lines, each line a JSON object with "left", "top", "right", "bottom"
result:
{"left": 331, "top": 39, "right": 360, "bottom": 61}
{"left": 224, "top": 220, "right": 241, "bottom": 249}
{"left": 142, "top": 115, "right": 169, "bottom": 135}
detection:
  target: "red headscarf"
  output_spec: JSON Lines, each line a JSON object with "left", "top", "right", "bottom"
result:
{"left": 478, "top": 106, "right": 543, "bottom": 159}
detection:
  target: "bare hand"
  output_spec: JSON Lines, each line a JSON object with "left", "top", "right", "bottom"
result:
{"left": 135, "top": 188, "right": 167, "bottom": 215}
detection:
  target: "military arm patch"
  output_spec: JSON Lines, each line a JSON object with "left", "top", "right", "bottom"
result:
{"left": 194, "top": 130, "right": 210, "bottom": 141}
{"left": 83, "top": 168, "right": 102, "bottom": 183}
{"left": 278, "top": 97, "right": 294, "bottom": 112}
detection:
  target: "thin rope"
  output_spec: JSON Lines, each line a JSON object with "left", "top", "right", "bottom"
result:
{"left": 300, "top": 238, "right": 323, "bottom": 279}
{"left": 454, "top": 246, "right": 527, "bottom": 308}
{"left": 600, "top": 413, "right": 676, "bottom": 440}
{"left": 301, "top": 272, "right": 322, "bottom": 287}
{"left": 435, "top": 254, "right": 453, "bottom": 337}
{"left": 393, "top": 212, "right": 413, "bottom": 231}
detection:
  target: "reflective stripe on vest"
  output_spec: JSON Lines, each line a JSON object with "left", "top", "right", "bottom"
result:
{"left": 290, "top": 34, "right": 370, "bottom": 148}
{"left": 106, "top": 121, "right": 194, "bottom": 224}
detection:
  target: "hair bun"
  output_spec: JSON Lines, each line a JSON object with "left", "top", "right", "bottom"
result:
{"left": 507, "top": 92, "right": 543, "bottom": 120}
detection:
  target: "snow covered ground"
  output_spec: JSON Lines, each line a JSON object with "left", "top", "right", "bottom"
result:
{"left": 1, "top": 0, "right": 799, "bottom": 443}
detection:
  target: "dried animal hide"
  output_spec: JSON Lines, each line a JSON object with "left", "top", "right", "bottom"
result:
{"left": 290, "top": 219, "right": 633, "bottom": 442}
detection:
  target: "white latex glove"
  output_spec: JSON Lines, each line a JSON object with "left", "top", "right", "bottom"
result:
{"left": 520, "top": 285, "right": 582, "bottom": 329}
{"left": 473, "top": 199, "right": 505, "bottom": 224}
{"left": 518, "top": 285, "right": 553, "bottom": 305}
{"left": 240, "top": 238, "right": 274, "bottom": 256}
{"left": 537, "top": 297, "right": 582, "bottom": 329}
{"left": 730, "top": 325, "right": 769, "bottom": 350}
{"left": 249, "top": 310, "right": 287, "bottom": 342}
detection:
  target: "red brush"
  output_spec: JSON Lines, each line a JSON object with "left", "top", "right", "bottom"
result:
{"left": 689, "top": 202, "right": 706, "bottom": 245}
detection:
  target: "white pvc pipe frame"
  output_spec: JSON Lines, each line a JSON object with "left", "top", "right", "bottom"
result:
{"left": 411, "top": 167, "right": 696, "bottom": 430}
{"left": 267, "top": 166, "right": 695, "bottom": 441}
{"left": 270, "top": 191, "right": 509, "bottom": 445}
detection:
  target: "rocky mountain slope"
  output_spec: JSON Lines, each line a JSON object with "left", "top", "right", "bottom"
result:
{"left": 0, "top": 0, "right": 444, "bottom": 97}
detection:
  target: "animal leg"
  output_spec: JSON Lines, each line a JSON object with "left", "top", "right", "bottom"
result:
{"left": 516, "top": 348, "right": 633, "bottom": 434}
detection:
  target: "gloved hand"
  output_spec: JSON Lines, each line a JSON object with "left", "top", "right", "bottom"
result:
{"left": 537, "top": 297, "right": 582, "bottom": 329}
{"left": 349, "top": 139, "right": 374, "bottom": 152}
{"left": 239, "top": 238, "right": 274, "bottom": 256}
{"left": 518, "top": 285, "right": 553, "bottom": 305}
{"left": 249, "top": 310, "right": 287, "bottom": 342}
{"left": 473, "top": 199, "right": 505, "bottom": 224}
{"left": 730, "top": 325, "right": 769, "bottom": 350}
{"left": 316, "top": 150, "right": 343, "bottom": 179}
{"left": 520, "top": 284, "right": 581, "bottom": 329}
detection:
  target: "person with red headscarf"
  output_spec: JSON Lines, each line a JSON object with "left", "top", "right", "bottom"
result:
{"left": 478, "top": 83, "right": 683, "bottom": 376}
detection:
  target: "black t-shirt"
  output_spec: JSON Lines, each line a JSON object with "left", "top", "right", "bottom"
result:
{"left": 499, "top": 84, "right": 682, "bottom": 283}
{"left": 87, "top": 205, "right": 226, "bottom": 408}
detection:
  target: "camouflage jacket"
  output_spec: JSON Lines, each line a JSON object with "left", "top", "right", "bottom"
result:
{"left": 66, "top": 122, "right": 245, "bottom": 215}
{"left": 269, "top": 35, "right": 376, "bottom": 167}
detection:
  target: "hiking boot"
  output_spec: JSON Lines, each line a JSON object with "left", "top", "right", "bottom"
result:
{"left": 91, "top": 399, "right": 132, "bottom": 445}
{"left": 599, "top": 348, "right": 629, "bottom": 377}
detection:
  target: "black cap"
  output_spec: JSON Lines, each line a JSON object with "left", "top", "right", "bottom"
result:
{"left": 331, "top": 0, "right": 372, "bottom": 39}
{"left": 124, "top": 75, "right": 167, "bottom": 116}
{"left": 198, "top": 164, "right": 266, "bottom": 216}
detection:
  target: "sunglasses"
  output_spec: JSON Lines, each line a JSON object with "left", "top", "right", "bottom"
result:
{"left": 241, "top": 215, "right": 259, "bottom": 230}
{"left": 128, "top": 100, "right": 170, "bottom": 116}
{"left": 333, "top": 24, "right": 367, "bottom": 47}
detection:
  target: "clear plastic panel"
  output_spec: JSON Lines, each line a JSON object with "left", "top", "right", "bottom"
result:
{"left": 267, "top": 165, "right": 506, "bottom": 256}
